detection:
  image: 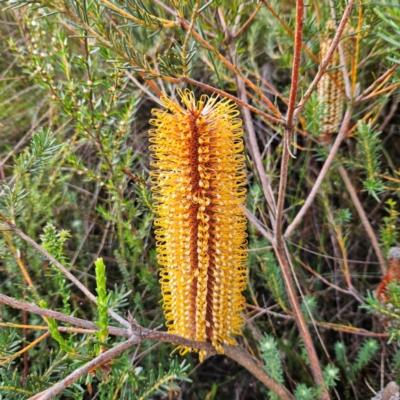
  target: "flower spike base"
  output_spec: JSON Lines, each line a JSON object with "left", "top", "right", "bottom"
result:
{"left": 149, "top": 89, "right": 248, "bottom": 361}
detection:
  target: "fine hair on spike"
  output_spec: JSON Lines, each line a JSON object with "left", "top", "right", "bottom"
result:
{"left": 149, "top": 90, "right": 248, "bottom": 361}
{"left": 388, "top": 247, "right": 400, "bottom": 261}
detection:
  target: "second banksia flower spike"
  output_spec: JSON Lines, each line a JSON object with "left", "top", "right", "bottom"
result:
{"left": 149, "top": 89, "right": 248, "bottom": 360}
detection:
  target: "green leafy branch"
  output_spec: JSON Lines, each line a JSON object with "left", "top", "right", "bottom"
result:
{"left": 334, "top": 338, "right": 379, "bottom": 383}
{"left": 356, "top": 122, "right": 384, "bottom": 201}
{"left": 15, "top": 128, "right": 61, "bottom": 176}
{"left": 138, "top": 359, "right": 191, "bottom": 400}
{"left": 95, "top": 258, "right": 111, "bottom": 344}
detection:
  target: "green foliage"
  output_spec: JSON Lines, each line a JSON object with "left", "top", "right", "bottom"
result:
{"left": 380, "top": 199, "right": 400, "bottom": 255}
{"left": 391, "top": 349, "right": 400, "bottom": 385}
{"left": 0, "top": 328, "right": 21, "bottom": 359}
{"left": 15, "top": 128, "right": 61, "bottom": 176}
{"left": 94, "top": 258, "right": 110, "bottom": 344}
{"left": 301, "top": 296, "right": 318, "bottom": 323}
{"left": 0, "top": 185, "right": 28, "bottom": 221}
{"left": 335, "top": 208, "right": 352, "bottom": 225}
{"left": 304, "top": 93, "right": 325, "bottom": 137}
{"left": 0, "top": 0, "right": 399, "bottom": 398}
{"left": 40, "top": 300, "right": 74, "bottom": 354}
{"left": 356, "top": 122, "right": 384, "bottom": 201}
{"left": 294, "top": 384, "right": 315, "bottom": 400}
{"left": 256, "top": 248, "right": 289, "bottom": 312}
{"left": 334, "top": 339, "right": 379, "bottom": 383}
{"left": 259, "top": 335, "right": 284, "bottom": 400}
{"left": 323, "top": 364, "right": 340, "bottom": 390}
{"left": 0, "top": 128, "right": 61, "bottom": 222}
{"left": 40, "top": 223, "right": 72, "bottom": 313}
{"left": 294, "top": 365, "right": 339, "bottom": 400}
{"left": 137, "top": 359, "right": 191, "bottom": 400}
{"left": 375, "top": 1, "right": 400, "bottom": 63}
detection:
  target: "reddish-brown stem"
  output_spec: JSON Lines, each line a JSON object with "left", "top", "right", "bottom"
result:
{"left": 273, "top": 3, "right": 329, "bottom": 396}
{"left": 285, "top": 1, "right": 304, "bottom": 130}
{"left": 275, "top": 129, "right": 291, "bottom": 240}
{"left": 276, "top": 0, "right": 304, "bottom": 236}
{"left": 232, "top": 3, "right": 262, "bottom": 40}
{"left": 260, "top": 0, "right": 346, "bottom": 98}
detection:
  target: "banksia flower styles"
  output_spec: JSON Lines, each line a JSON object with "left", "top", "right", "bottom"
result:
{"left": 377, "top": 247, "right": 400, "bottom": 302}
{"left": 318, "top": 20, "right": 348, "bottom": 142}
{"left": 149, "top": 89, "right": 248, "bottom": 360}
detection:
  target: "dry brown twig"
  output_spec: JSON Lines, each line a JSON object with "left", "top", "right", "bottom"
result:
{"left": 0, "top": 293, "right": 293, "bottom": 400}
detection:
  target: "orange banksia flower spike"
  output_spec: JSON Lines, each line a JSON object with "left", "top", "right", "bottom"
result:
{"left": 149, "top": 89, "right": 248, "bottom": 360}
{"left": 377, "top": 247, "right": 400, "bottom": 302}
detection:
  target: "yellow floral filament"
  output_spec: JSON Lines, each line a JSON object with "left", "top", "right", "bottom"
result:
{"left": 149, "top": 89, "right": 248, "bottom": 360}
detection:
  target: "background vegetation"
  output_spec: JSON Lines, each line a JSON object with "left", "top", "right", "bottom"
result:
{"left": 0, "top": 0, "right": 400, "bottom": 399}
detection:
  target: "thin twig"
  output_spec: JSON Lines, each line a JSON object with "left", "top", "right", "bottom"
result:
{"left": 0, "top": 212, "right": 130, "bottom": 330}
{"left": 0, "top": 332, "right": 50, "bottom": 368}
{"left": 338, "top": 165, "right": 387, "bottom": 274}
{"left": 285, "top": 107, "right": 352, "bottom": 238}
{"left": 275, "top": 133, "right": 291, "bottom": 239}
{"left": 212, "top": 10, "right": 278, "bottom": 226}
{"left": 245, "top": 209, "right": 274, "bottom": 244}
{"left": 125, "top": 71, "right": 163, "bottom": 105}
{"left": 360, "top": 81, "right": 400, "bottom": 102}
{"left": 30, "top": 335, "right": 142, "bottom": 400}
{"left": 356, "top": 65, "right": 398, "bottom": 102}
{"left": 378, "top": 95, "right": 399, "bottom": 132}
{"left": 182, "top": 22, "right": 282, "bottom": 117}
{"left": 0, "top": 294, "right": 293, "bottom": 399}
{"left": 182, "top": 77, "right": 283, "bottom": 124}
{"left": 246, "top": 304, "right": 390, "bottom": 338}
{"left": 297, "top": 259, "right": 352, "bottom": 295}
{"left": 0, "top": 322, "right": 108, "bottom": 336}
{"left": 329, "top": 0, "right": 352, "bottom": 99}
{"left": 232, "top": 3, "right": 262, "bottom": 40}
{"left": 0, "top": 293, "right": 129, "bottom": 337}
{"left": 101, "top": 0, "right": 176, "bottom": 29}
{"left": 182, "top": 0, "right": 200, "bottom": 76}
